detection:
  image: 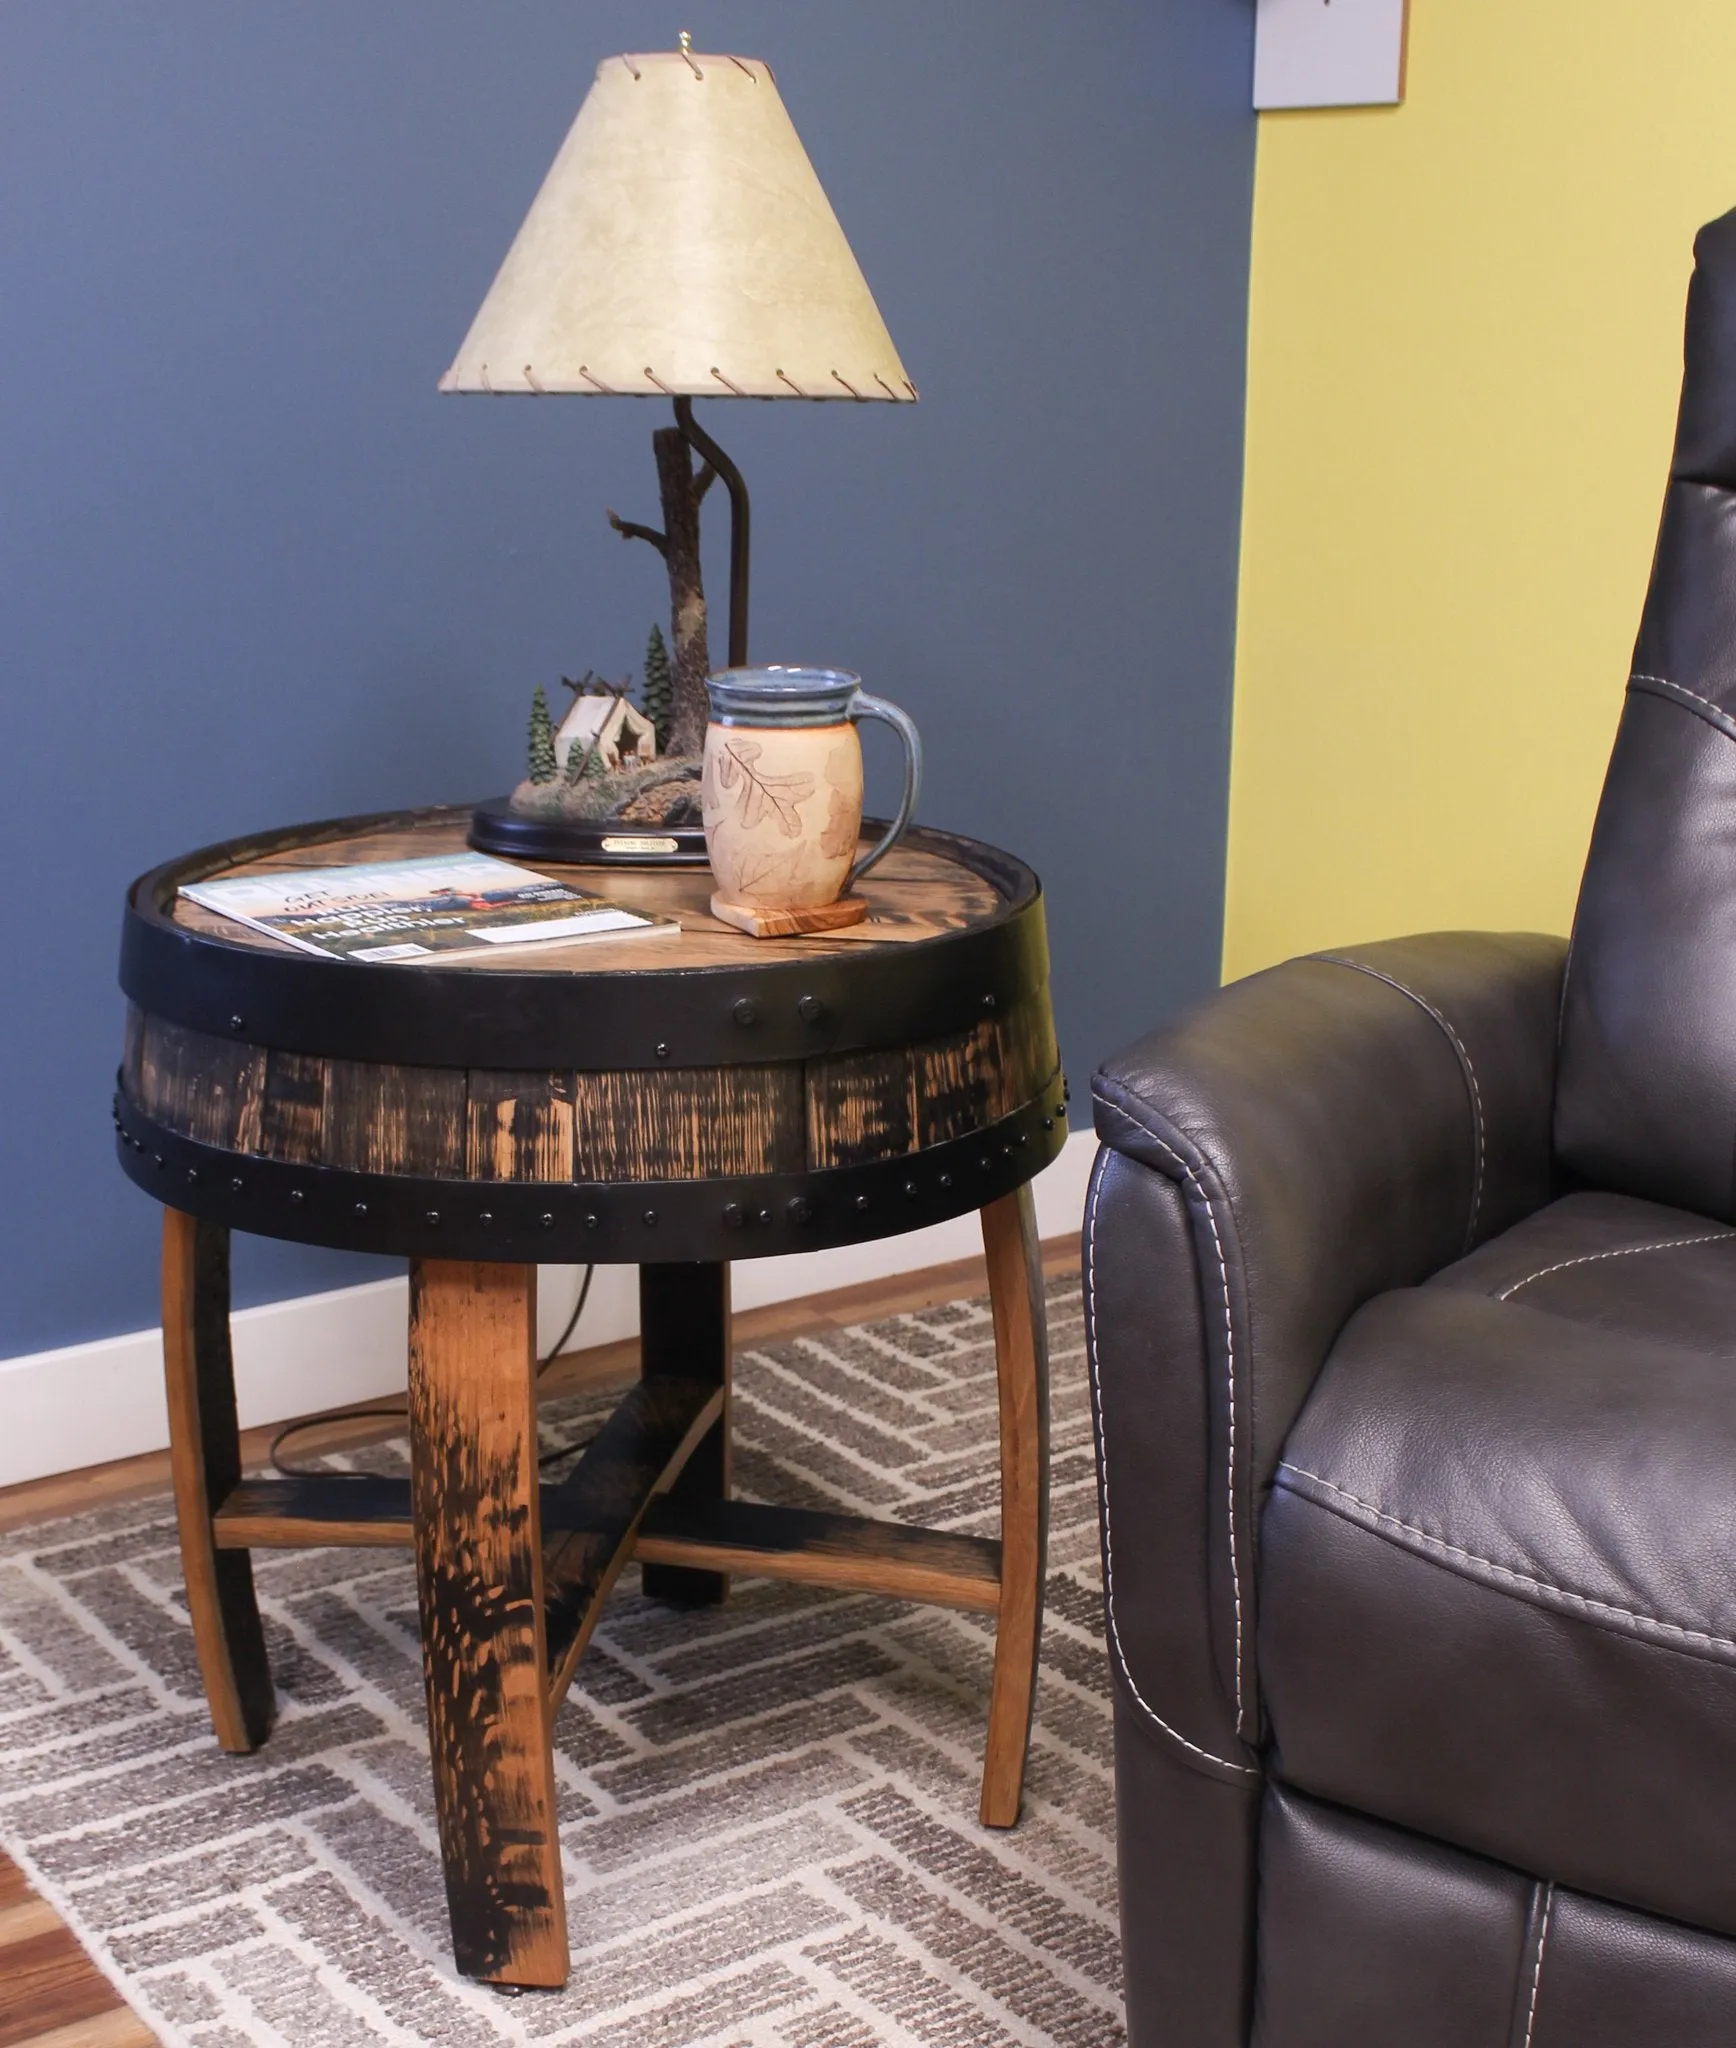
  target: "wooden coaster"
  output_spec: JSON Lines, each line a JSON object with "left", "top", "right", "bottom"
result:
{"left": 709, "top": 892, "right": 869, "bottom": 938}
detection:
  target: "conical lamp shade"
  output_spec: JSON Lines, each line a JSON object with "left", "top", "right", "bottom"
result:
{"left": 439, "top": 51, "right": 915, "bottom": 402}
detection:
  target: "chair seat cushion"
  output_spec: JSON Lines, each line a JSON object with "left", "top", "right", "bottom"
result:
{"left": 1261, "top": 1190, "right": 1736, "bottom": 1937}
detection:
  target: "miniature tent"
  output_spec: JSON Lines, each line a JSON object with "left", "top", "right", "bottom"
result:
{"left": 554, "top": 695, "right": 657, "bottom": 772}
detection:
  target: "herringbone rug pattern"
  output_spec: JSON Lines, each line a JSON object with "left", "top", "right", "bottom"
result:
{"left": 0, "top": 1276, "right": 1120, "bottom": 2046}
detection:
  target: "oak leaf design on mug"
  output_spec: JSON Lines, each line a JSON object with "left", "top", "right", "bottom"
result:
{"left": 819, "top": 785, "right": 858, "bottom": 862}
{"left": 729, "top": 846, "right": 803, "bottom": 896}
{"left": 717, "top": 739, "right": 816, "bottom": 839}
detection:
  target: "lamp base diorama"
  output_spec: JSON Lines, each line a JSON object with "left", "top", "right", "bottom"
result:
{"left": 469, "top": 397, "right": 746, "bottom": 867}
{"left": 451, "top": 39, "right": 915, "bottom": 869}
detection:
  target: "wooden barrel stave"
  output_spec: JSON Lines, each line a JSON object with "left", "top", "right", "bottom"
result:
{"left": 569, "top": 1066, "right": 807, "bottom": 1182}
{"left": 465, "top": 1073, "right": 576, "bottom": 1184}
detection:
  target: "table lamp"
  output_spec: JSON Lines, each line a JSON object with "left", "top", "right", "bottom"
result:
{"left": 446, "top": 36, "right": 916, "bottom": 864}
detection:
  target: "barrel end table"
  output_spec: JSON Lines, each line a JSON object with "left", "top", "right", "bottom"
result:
{"left": 117, "top": 808, "right": 1064, "bottom": 1989}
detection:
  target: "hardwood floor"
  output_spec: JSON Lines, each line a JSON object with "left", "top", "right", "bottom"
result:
{"left": 0, "top": 1239, "right": 1082, "bottom": 2044}
{"left": 0, "top": 1850, "right": 153, "bottom": 2047}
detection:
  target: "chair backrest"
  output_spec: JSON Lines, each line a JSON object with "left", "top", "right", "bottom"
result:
{"left": 1556, "top": 206, "right": 1736, "bottom": 1221}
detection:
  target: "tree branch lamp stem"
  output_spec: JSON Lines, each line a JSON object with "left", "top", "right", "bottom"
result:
{"left": 674, "top": 397, "right": 750, "bottom": 668}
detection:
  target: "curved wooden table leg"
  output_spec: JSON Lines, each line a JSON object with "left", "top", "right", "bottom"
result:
{"left": 161, "top": 1209, "right": 274, "bottom": 1753}
{"left": 409, "top": 1259, "right": 568, "bottom": 1988}
{"left": 979, "top": 1183, "right": 1050, "bottom": 1827}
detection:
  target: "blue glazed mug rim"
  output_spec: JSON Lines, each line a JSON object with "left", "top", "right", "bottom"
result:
{"left": 705, "top": 666, "right": 861, "bottom": 728}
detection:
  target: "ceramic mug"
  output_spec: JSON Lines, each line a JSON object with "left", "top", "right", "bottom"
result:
{"left": 702, "top": 667, "right": 923, "bottom": 913}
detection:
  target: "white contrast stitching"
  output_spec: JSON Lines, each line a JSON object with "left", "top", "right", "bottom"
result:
{"left": 1094, "top": 1096, "right": 1247, "bottom": 1734}
{"left": 1631, "top": 672, "right": 1736, "bottom": 740}
{"left": 1315, "top": 956, "right": 1486, "bottom": 1245}
{"left": 1084, "top": 1147, "right": 1257, "bottom": 1776}
{"left": 1521, "top": 1884, "right": 1553, "bottom": 2048}
{"left": 1632, "top": 671, "right": 1725, "bottom": 719}
{"left": 1494, "top": 1228, "right": 1736, "bottom": 1300}
{"left": 1278, "top": 1463, "right": 1736, "bottom": 1657}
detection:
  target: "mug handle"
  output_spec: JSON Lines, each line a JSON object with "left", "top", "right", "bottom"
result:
{"left": 845, "top": 693, "right": 924, "bottom": 893}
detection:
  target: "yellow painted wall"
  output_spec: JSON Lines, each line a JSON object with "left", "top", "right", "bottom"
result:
{"left": 1223, "top": 4, "right": 1736, "bottom": 980}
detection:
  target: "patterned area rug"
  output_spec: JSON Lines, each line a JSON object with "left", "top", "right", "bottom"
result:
{"left": 0, "top": 1275, "right": 1121, "bottom": 2047}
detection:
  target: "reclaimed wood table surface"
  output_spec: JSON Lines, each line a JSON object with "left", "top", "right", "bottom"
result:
{"left": 114, "top": 806, "right": 1066, "bottom": 1989}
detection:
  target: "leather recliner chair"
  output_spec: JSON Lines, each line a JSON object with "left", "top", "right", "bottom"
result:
{"left": 1084, "top": 208, "right": 1736, "bottom": 2047}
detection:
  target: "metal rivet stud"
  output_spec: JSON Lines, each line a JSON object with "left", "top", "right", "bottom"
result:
{"left": 642, "top": 1208, "right": 659, "bottom": 1227}
{"left": 855, "top": 1194, "right": 871, "bottom": 1213}
{"left": 354, "top": 1201, "right": 368, "bottom": 1217}
{"left": 479, "top": 1211, "right": 493, "bottom": 1227}
{"left": 904, "top": 1181, "right": 919, "bottom": 1200}
{"left": 230, "top": 1177, "right": 244, "bottom": 1193}
{"left": 757, "top": 1208, "right": 772, "bottom": 1226}
{"left": 786, "top": 1195, "right": 812, "bottom": 1224}
{"left": 585, "top": 1213, "right": 600, "bottom": 1229}
{"left": 289, "top": 1189, "right": 304, "bottom": 1204}
{"left": 982, "top": 993, "right": 997, "bottom": 1012}
{"left": 425, "top": 1210, "right": 440, "bottom": 1225}
{"left": 153, "top": 1154, "right": 165, "bottom": 1169}
{"left": 979, "top": 1157, "right": 993, "bottom": 1173}
{"left": 1042, "top": 1117, "right": 1054, "bottom": 1130}
{"left": 186, "top": 1168, "right": 200, "bottom": 1183}
{"left": 540, "top": 1213, "right": 555, "bottom": 1229}
{"left": 797, "top": 994, "right": 824, "bottom": 1023}
{"left": 939, "top": 1172, "right": 953, "bottom": 1189}
{"left": 733, "top": 997, "right": 758, "bottom": 1026}
{"left": 230, "top": 1015, "right": 246, "bottom": 1033}
{"left": 655, "top": 1041, "right": 672, "bottom": 1061}
{"left": 723, "top": 1202, "right": 745, "bottom": 1228}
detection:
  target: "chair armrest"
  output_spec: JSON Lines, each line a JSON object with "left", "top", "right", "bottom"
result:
{"left": 1084, "top": 931, "right": 1565, "bottom": 1765}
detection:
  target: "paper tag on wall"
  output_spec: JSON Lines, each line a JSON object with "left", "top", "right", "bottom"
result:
{"left": 1254, "top": 0, "right": 1408, "bottom": 111}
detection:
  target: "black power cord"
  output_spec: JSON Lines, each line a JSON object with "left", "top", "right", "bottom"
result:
{"left": 536, "top": 1262, "right": 599, "bottom": 1468}
{"left": 268, "top": 1264, "right": 598, "bottom": 1480}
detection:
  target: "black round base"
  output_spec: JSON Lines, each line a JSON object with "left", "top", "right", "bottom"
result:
{"left": 467, "top": 796, "right": 709, "bottom": 867}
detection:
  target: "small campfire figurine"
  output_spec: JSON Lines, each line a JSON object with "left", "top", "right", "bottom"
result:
{"left": 506, "top": 417, "right": 725, "bottom": 834}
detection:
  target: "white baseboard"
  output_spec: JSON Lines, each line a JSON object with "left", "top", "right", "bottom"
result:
{"left": 0, "top": 1129, "right": 1098, "bottom": 1489}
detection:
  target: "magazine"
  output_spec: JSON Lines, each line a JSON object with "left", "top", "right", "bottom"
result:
{"left": 178, "top": 851, "right": 678, "bottom": 963}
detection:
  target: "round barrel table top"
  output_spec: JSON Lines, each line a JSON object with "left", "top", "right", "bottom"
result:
{"left": 116, "top": 807, "right": 1065, "bottom": 1265}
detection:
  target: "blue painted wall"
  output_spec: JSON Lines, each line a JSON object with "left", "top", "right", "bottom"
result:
{"left": 0, "top": 1, "right": 1255, "bottom": 1357}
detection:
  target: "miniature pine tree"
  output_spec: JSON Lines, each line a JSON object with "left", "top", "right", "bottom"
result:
{"left": 641, "top": 623, "right": 674, "bottom": 755}
{"left": 527, "top": 684, "right": 558, "bottom": 783}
